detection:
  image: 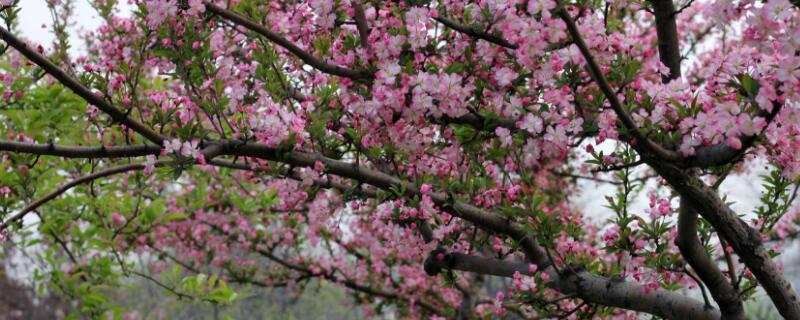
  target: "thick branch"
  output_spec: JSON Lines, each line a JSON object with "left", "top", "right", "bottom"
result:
{"left": 433, "top": 17, "right": 518, "bottom": 49}
{"left": 424, "top": 251, "right": 721, "bottom": 320}
{"left": 218, "top": 154, "right": 715, "bottom": 320}
{"left": 205, "top": 3, "right": 374, "bottom": 80}
{"left": 0, "top": 140, "right": 161, "bottom": 158}
{"left": 677, "top": 197, "right": 744, "bottom": 319}
{"left": 649, "top": 0, "right": 682, "bottom": 82}
{"left": 557, "top": 8, "right": 680, "bottom": 162}
{"left": 0, "top": 26, "right": 166, "bottom": 145}
{"left": 1, "top": 138, "right": 719, "bottom": 318}
{"left": 217, "top": 141, "right": 717, "bottom": 319}
{"left": 649, "top": 160, "right": 800, "bottom": 318}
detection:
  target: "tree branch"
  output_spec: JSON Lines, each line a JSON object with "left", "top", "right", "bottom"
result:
{"left": 1, "top": 137, "right": 721, "bottom": 318}
{"left": 222, "top": 140, "right": 547, "bottom": 263}
{"left": 0, "top": 162, "right": 152, "bottom": 231}
{"left": 424, "top": 251, "right": 721, "bottom": 320}
{"left": 677, "top": 196, "right": 744, "bottom": 319}
{"left": 0, "top": 144, "right": 227, "bottom": 231}
{"left": 352, "top": 1, "right": 371, "bottom": 49}
{"left": 649, "top": 0, "right": 682, "bottom": 83}
{"left": 557, "top": 7, "right": 680, "bottom": 162}
{"left": 213, "top": 141, "right": 718, "bottom": 319}
{"left": 433, "top": 16, "right": 518, "bottom": 49}
{"left": 0, "top": 140, "right": 161, "bottom": 158}
{"left": 684, "top": 101, "right": 782, "bottom": 168}
{"left": 0, "top": 26, "right": 167, "bottom": 145}
{"left": 649, "top": 160, "right": 800, "bottom": 318}
{"left": 205, "top": 3, "right": 374, "bottom": 81}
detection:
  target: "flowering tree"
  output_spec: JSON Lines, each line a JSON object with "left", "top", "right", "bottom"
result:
{"left": 0, "top": 0, "right": 799, "bottom": 318}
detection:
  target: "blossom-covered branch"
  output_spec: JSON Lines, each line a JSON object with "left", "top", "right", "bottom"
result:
{"left": 0, "top": 25, "right": 167, "bottom": 145}
{"left": 650, "top": 158, "right": 800, "bottom": 318}
{"left": 677, "top": 197, "right": 743, "bottom": 319}
{"left": 557, "top": 7, "right": 680, "bottom": 162}
{"left": 433, "top": 16, "right": 518, "bottom": 49}
{"left": 204, "top": 3, "right": 374, "bottom": 81}
{"left": 1, "top": 137, "right": 722, "bottom": 318}
{"left": 424, "top": 251, "right": 721, "bottom": 319}
{"left": 2, "top": 0, "right": 799, "bottom": 318}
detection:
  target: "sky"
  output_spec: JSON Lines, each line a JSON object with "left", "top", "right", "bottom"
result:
{"left": 17, "top": 0, "right": 131, "bottom": 54}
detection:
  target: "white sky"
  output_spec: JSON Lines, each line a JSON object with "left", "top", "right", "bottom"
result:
{"left": 17, "top": 0, "right": 131, "bottom": 53}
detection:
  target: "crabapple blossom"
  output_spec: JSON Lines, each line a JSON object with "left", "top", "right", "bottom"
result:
{"left": 1, "top": 0, "right": 800, "bottom": 319}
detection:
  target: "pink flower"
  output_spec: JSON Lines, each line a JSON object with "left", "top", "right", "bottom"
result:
{"left": 145, "top": 0, "right": 177, "bottom": 29}
{"left": 313, "top": 160, "right": 325, "bottom": 172}
{"left": 494, "top": 67, "right": 517, "bottom": 87}
{"left": 737, "top": 114, "right": 766, "bottom": 136}
{"left": 163, "top": 139, "right": 182, "bottom": 155}
{"left": 527, "top": 0, "right": 555, "bottom": 17}
{"left": 540, "top": 272, "right": 550, "bottom": 281}
{"left": 495, "top": 127, "right": 513, "bottom": 147}
{"left": 519, "top": 275, "right": 537, "bottom": 292}
{"left": 186, "top": 0, "right": 205, "bottom": 16}
{"left": 726, "top": 136, "right": 742, "bottom": 150}
{"left": 181, "top": 140, "right": 198, "bottom": 157}
{"left": 144, "top": 155, "right": 157, "bottom": 175}
{"left": 520, "top": 114, "right": 543, "bottom": 134}
{"left": 420, "top": 183, "right": 432, "bottom": 194}
{"left": 111, "top": 213, "right": 127, "bottom": 227}
{"left": 377, "top": 62, "right": 402, "bottom": 85}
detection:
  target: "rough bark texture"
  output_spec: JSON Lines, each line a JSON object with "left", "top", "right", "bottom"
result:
{"left": 649, "top": 159, "right": 800, "bottom": 319}
{"left": 650, "top": 0, "right": 682, "bottom": 82}
{"left": 677, "top": 197, "right": 744, "bottom": 319}
{"left": 2, "top": 140, "right": 721, "bottom": 319}
{"left": 425, "top": 252, "right": 721, "bottom": 320}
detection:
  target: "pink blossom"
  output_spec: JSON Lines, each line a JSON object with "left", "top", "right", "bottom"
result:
{"left": 520, "top": 114, "right": 543, "bottom": 134}
{"left": 111, "top": 213, "right": 127, "bottom": 227}
{"left": 144, "top": 155, "right": 157, "bottom": 175}
{"left": 494, "top": 67, "right": 517, "bottom": 87}
{"left": 144, "top": 0, "right": 177, "bottom": 29}
{"left": 163, "top": 139, "right": 182, "bottom": 155}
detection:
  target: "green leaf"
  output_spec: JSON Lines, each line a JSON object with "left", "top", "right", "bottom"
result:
{"left": 163, "top": 212, "right": 189, "bottom": 222}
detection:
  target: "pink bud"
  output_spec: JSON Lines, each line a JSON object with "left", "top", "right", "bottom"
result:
{"left": 111, "top": 213, "right": 127, "bottom": 227}
{"left": 420, "top": 184, "right": 432, "bottom": 194}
